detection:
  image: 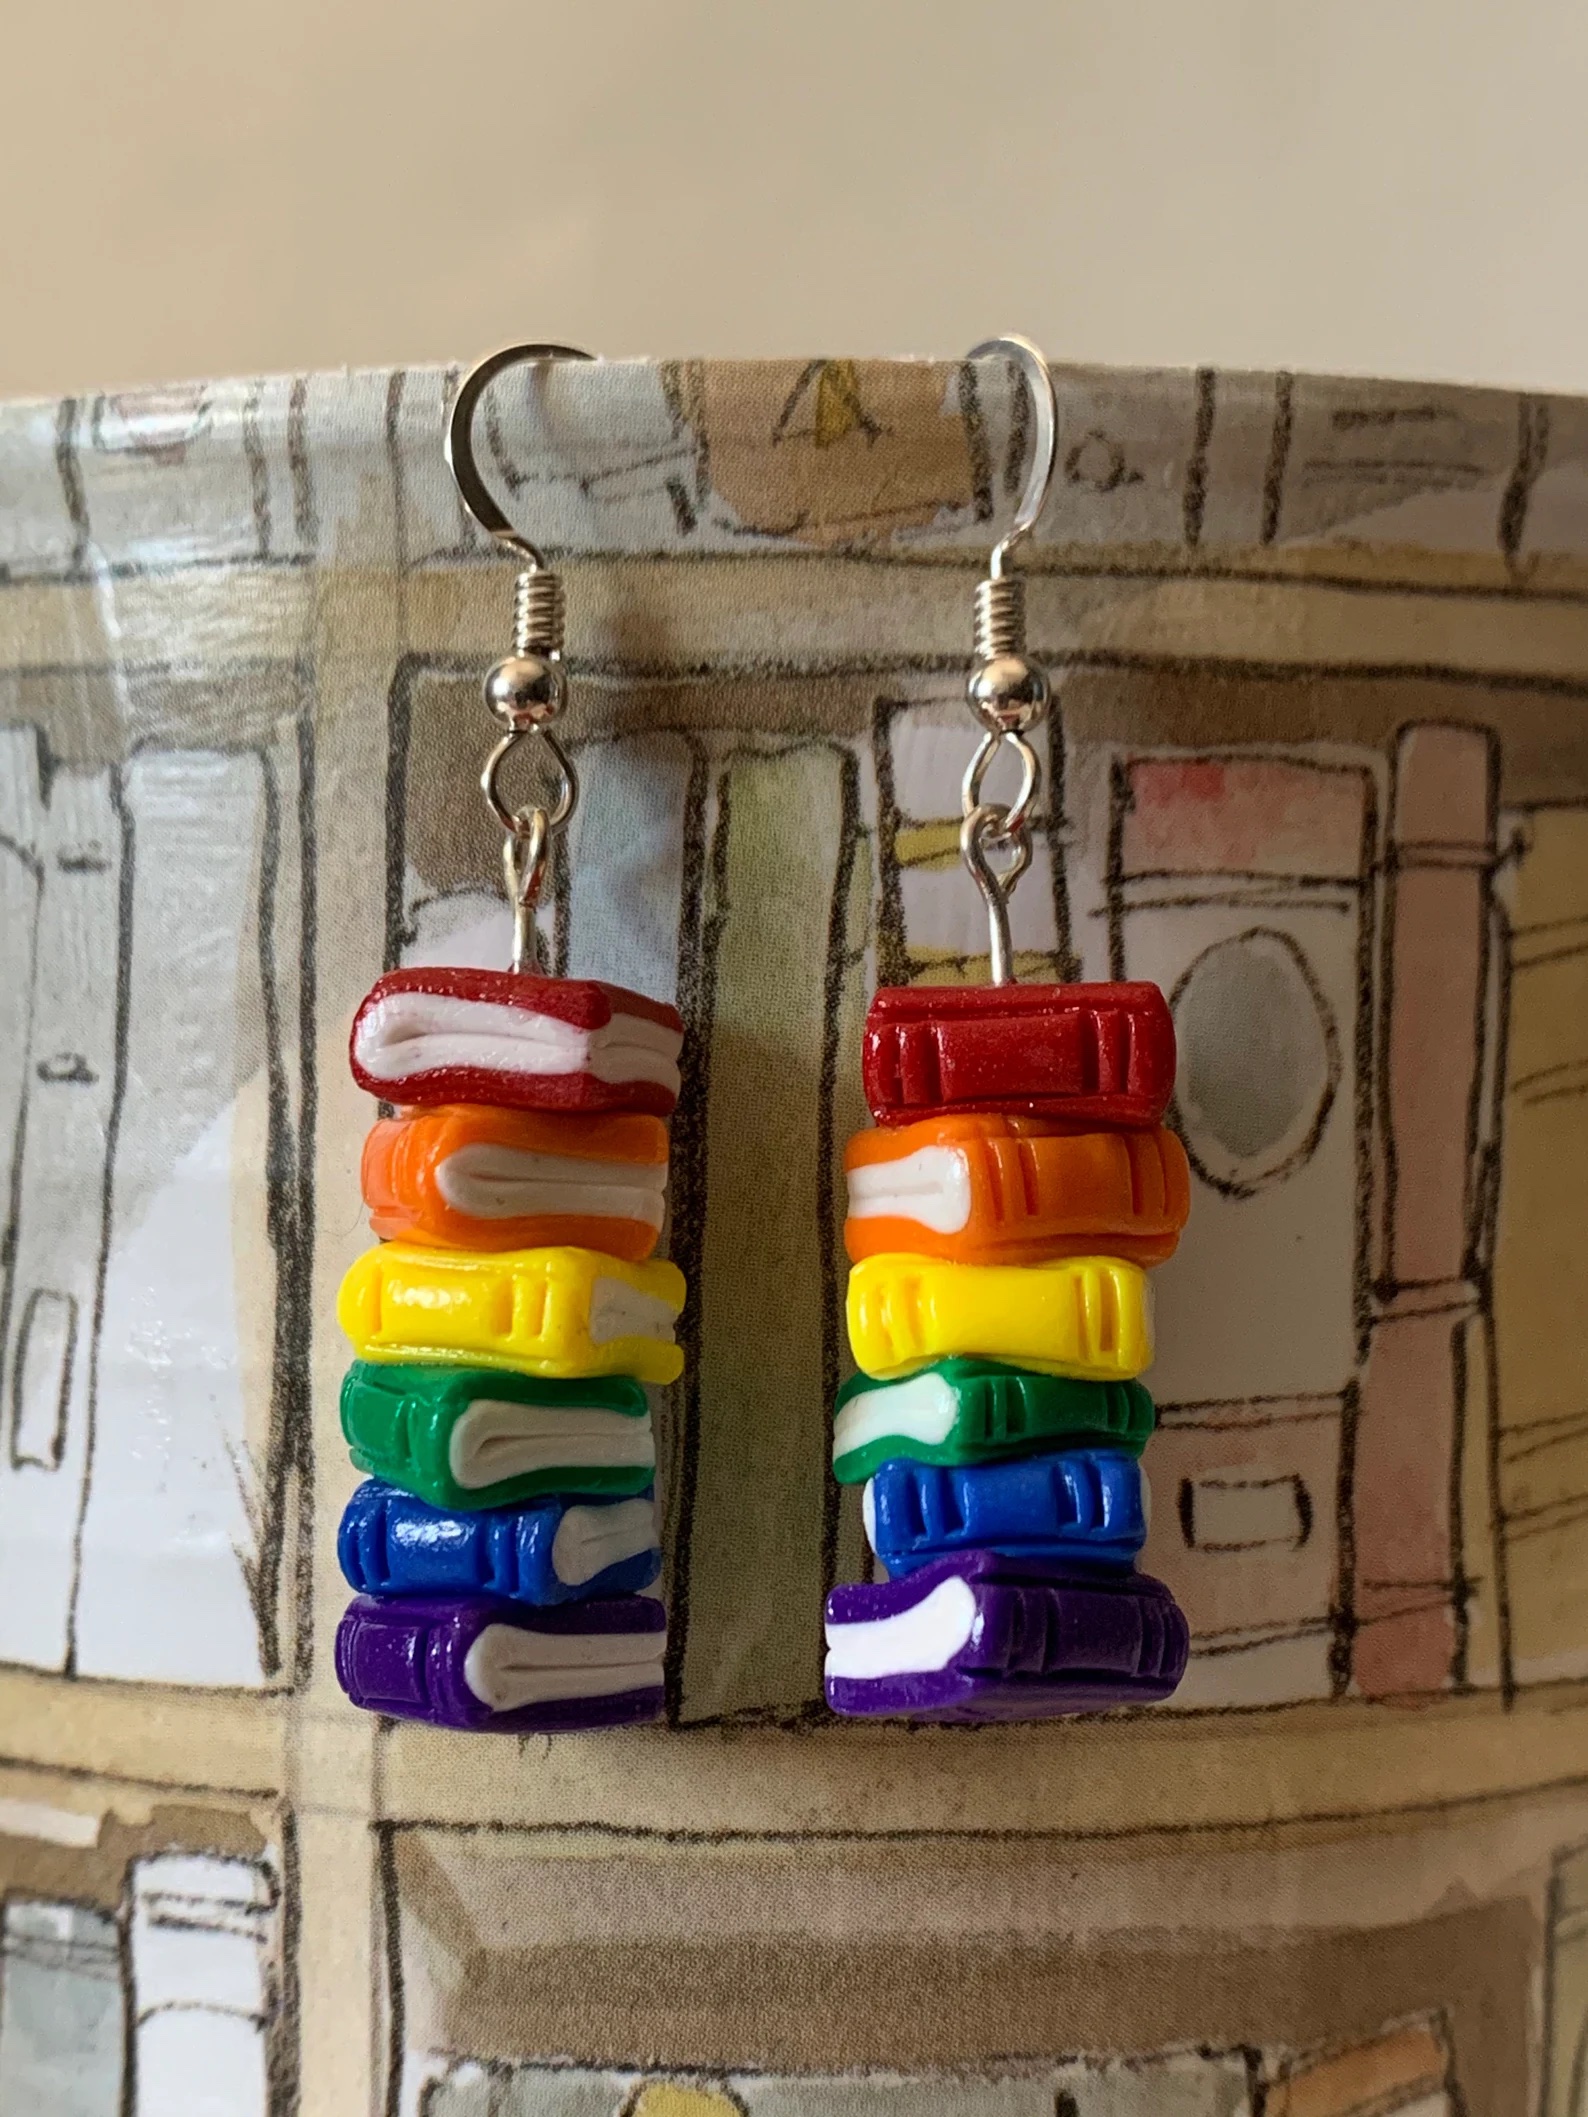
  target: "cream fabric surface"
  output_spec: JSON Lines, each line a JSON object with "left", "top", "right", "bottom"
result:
{"left": 0, "top": 357, "right": 1585, "bottom": 2114}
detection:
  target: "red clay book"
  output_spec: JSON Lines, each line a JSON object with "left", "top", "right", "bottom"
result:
{"left": 861, "top": 981, "right": 1175, "bottom": 1127}
{"left": 349, "top": 967, "right": 684, "bottom": 1117}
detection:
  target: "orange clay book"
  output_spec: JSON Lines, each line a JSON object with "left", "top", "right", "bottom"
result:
{"left": 362, "top": 1104, "right": 669, "bottom": 1261}
{"left": 843, "top": 1113, "right": 1189, "bottom": 1268}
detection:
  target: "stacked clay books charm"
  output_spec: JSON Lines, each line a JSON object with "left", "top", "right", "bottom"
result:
{"left": 333, "top": 342, "right": 681, "bottom": 1735}
{"left": 822, "top": 335, "right": 1191, "bottom": 1722}
{"left": 825, "top": 981, "right": 1191, "bottom": 1720}
{"left": 333, "top": 969, "right": 683, "bottom": 1733}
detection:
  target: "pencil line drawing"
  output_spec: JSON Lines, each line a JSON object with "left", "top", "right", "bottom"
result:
{"left": 1, "top": 358, "right": 1588, "bottom": 2115}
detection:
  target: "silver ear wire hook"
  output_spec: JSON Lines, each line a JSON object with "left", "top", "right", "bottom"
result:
{"left": 967, "top": 333, "right": 1058, "bottom": 581}
{"left": 958, "top": 335, "right": 1059, "bottom": 985}
{"left": 446, "top": 341, "right": 595, "bottom": 566}
{"left": 446, "top": 342, "right": 596, "bottom": 975}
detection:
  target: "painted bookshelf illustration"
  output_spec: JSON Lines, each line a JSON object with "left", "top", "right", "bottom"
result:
{"left": 383, "top": 694, "right": 1545, "bottom": 1724}
{"left": 1, "top": 358, "right": 1588, "bottom": 2113}
{"left": 0, "top": 723, "right": 312, "bottom": 1687}
{"left": 409, "top": 2019, "right": 1462, "bottom": 2117}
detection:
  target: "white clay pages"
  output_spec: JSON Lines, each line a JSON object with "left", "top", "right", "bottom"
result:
{"left": 823, "top": 1575, "right": 978, "bottom": 1680}
{"left": 588, "top": 1279, "right": 679, "bottom": 1346}
{"left": 354, "top": 989, "right": 683, "bottom": 1093}
{"left": 463, "top": 1623, "right": 666, "bottom": 1710}
{"left": 831, "top": 1369, "right": 960, "bottom": 1471}
{"left": 550, "top": 1498, "right": 659, "bottom": 1586}
{"left": 437, "top": 1143, "right": 668, "bottom": 1228}
{"left": 448, "top": 1401, "right": 656, "bottom": 1489}
{"left": 845, "top": 1144, "right": 972, "bottom": 1233}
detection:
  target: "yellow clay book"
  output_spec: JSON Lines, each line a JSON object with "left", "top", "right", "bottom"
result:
{"left": 338, "top": 1242, "right": 686, "bottom": 1384}
{"left": 846, "top": 1253, "right": 1152, "bottom": 1383}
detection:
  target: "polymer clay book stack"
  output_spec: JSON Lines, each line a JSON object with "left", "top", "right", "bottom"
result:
{"left": 825, "top": 980, "right": 1193, "bottom": 1721}
{"left": 332, "top": 966, "right": 685, "bottom": 1733}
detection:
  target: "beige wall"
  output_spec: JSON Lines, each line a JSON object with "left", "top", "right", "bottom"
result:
{"left": 4, "top": 0, "right": 1588, "bottom": 401}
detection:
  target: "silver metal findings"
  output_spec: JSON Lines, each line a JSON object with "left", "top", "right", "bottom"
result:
{"left": 446, "top": 342, "right": 594, "bottom": 974}
{"left": 959, "top": 335, "right": 1059, "bottom": 985}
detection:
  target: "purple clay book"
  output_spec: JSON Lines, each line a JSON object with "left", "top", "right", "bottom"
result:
{"left": 335, "top": 1591, "right": 666, "bottom": 1732}
{"left": 824, "top": 1550, "right": 1188, "bottom": 1722}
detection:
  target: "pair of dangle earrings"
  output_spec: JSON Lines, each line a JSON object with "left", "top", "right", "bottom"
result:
{"left": 331, "top": 338, "right": 1192, "bottom": 1735}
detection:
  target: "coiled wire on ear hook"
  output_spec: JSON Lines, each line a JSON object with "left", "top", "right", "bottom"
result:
{"left": 446, "top": 342, "right": 596, "bottom": 974}
{"left": 958, "top": 335, "right": 1059, "bottom": 985}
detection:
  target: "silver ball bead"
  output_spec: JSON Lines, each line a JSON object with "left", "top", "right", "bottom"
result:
{"left": 484, "top": 654, "right": 566, "bottom": 728}
{"left": 967, "top": 652, "right": 1051, "bottom": 733}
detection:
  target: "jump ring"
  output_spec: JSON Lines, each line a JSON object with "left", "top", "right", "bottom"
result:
{"left": 961, "top": 729, "right": 1041, "bottom": 840}
{"left": 502, "top": 808, "right": 549, "bottom": 895}
{"left": 501, "top": 811, "right": 551, "bottom": 977}
{"left": 961, "top": 802, "right": 1032, "bottom": 894}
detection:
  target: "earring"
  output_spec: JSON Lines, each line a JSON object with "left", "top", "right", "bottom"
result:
{"left": 333, "top": 345, "right": 680, "bottom": 1734}
{"left": 824, "top": 336, "right": 1192, "bottom": 1722}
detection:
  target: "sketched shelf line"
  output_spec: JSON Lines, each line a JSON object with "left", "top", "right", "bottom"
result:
{"left": 4, "top": 1667, "right": 1587, "bottom": 1846}
{"left": 370, "top": 1683, "right": 1588, "bottom": 1841}
{"left": 11, "top": 559, "right": 1588, "bottom": 694}
{"left": 0, "top": 1667, "right": 286, "bottom": 1803}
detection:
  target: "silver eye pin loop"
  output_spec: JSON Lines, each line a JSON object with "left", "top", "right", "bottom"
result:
{"left": 446, "top": 341, "right": 596, "bottom": 975}
{"left": 958, "top": 335, "right": 1059, "bottom": 984}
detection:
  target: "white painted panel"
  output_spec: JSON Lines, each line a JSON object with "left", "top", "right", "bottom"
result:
{"left": 1170, "top": 1631, "right": 1334, "bottom": 1711}
{"left": 11, "top": 1289, "right": 78, "bottom": 1467}
{"left": 897, "top": 840, "right": 1060, "bottom": 960}
{"left": 0, "top": 768, "right": 121, "bottom": 1670}
{"left": 76, "top": 384, "right": 265, "bottom": 571}
{"left": 0, "top": 725, "right": 45, "bottom": 854}
{"left": 75, "top": 751, "right": 270, "bottom": 1685}
{"left": 403, "top": 883, "right": 515, "bottom": 972}
{"left": 1185, "top": 1475, "right": 1310, "bottom": 1553}
{"left": 0, "top": 840, "right": 41, "bottom": 1407}
{"left": 137, "top": 2018, "right": 268, "bottom": 2117}
{"left": 885, "top": 697, "right": 1059, "bottom": 833}
{"left": 885, "top": 697, "right": 978, "bottom": 820}
{"left": 130, "top": 1856, "right": 272, "bottom": 2117}
{"left": 565, "top": 732, "right": 697, "bottom": 1004}
{"left": 0, "top": 1899, "right": 123, "bottom": 2117}
{"left": 886, "top": 699, "right": 1064, "bottom": 968}
{"left": 0, "top": 404, "right": 82, "bottom": 576}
